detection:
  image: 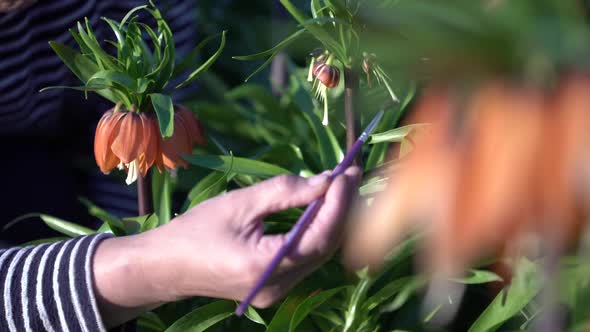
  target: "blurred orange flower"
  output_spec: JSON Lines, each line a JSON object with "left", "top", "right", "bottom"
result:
{"left": 345, "top": 74, "right": 590, "bottom": 277}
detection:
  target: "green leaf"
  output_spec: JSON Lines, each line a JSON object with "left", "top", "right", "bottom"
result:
{"left": 145, "top": 5, "right": 175, "bottom": 90}
{"left": 119, "top": 4, "right": 148, "bottom": 28}
{"left": 39, "top": 84, "right": 111, "bottom": 93}
{"left": 22, "top": 237, "right": 69, "bottom": 246}
{"left": 184, "top": 171, "right": 231, "bottom": 211}
{"left": 152, "top": 171, "right": 172, "bottom": 225}
{"left": 48, "top": 42, "right": 98, "bottom": 82}
{"left": 451, "top": 270, "right": 503, "bottom": 285}
{"left": 150, "top": 93, "right": 174, "bottom": 138}
{"left": 302, "top": 111, "right": 343, "bottom": 169}
{"left": 344, "top": 271, "right": 373, "bottom": 332}
{"left": 365, "top": 84, "right": 416, "bottom": 171}
{"left": 279, "top": 0, "right": 346, "bottom": 62}
{"left": 78, "top": 197, "right": 126, "bottom": 236}
{"left": 174, "top": 31, "right": 224, "bottom": 77}
{"left": 175, "top": 31, "right": 226, "bottom": 89}
{"left": 267, "top": 292, "right": 309, "bottom": 332}
{"left": 290, "top": 287, "right": 346, "bottom": 332}
{"left": 183, "top": 154, "right": 291, "bottom": 178}
{"left": 140, "top": 214, "right": 160, "bottom": 232}
{"left": 233, "top": 29, "right": 306, "bottom": 61}
{"left": 77, "top": 19, "right": 117, "bottom": 70}
{"left": 165, "top": 300, "right": 234, "bottom": 332}
{"left": 138, "top": 311, "right": 167, "bottom": 332}
{"left": 122, "top": 214, "right": 159, "bottom": 234}
{"left": 363, "top": 277, "right": 415, "bottom": 312}
{"left": 47, "top": 42, "right": 118, "bottom": 103}
{"left": 243, "top": 306, "right": 267, "bottom": 327}
{"left": 311, "top": 0, "right": 322, "bottom": 19}
{"left": 86, "top": 70, "right": 137, "bottom": 92}
{"left": 468, "top": 259, "right": 541, "bottom": 332}
{"left": 40, "top": 214, "right": 94, "bottom": 237}
{"left": 242, "top": 51, "right": 280, "bottom": 82}
{"left": 381, "top": 277, "right": 427, "bottom": 313}
{"left": 369, "top": 124, "right": 429, "bottom": 144}
{"left": 138, "top": 23, "right": 162, "bottom": 63}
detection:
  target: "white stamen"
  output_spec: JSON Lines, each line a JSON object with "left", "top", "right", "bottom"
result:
{"left": 125, "top": 160, "right": 139, "bottom": 185}
{"left": 307, "top": 58, "right": 315, "bottom": 82}
{"left": 322, "top": 86, "right": 329, "bottom": 126}
{"left": 117, "top": 161, "right": 125, "bottom": 170}
{"left": 322, "top": 98, "right": 328, "bottom": 126}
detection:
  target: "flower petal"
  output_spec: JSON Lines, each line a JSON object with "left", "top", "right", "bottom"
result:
{"left": 176, "top": 105, "right": 206, "bottom": 145}
{"left": 161, "top": 114, "right": 191, "bottom": 170}
{"left": 138, "top": 113, "right": 159, "bottom": 176}
{"left": 111, "top": 112, "right": 144, "bottom": 164}
{"left": 94, "top": 110, "right": 124, "bottom": 173}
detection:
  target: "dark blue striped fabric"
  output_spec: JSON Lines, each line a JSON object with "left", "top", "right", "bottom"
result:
{"left": 0, "top": 234, "right": 112, "bottom": 332}
{"left": 0, "top": 0, "right": 198, "bottom": 243}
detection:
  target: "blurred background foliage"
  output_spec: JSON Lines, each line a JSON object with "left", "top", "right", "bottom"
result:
{"left": 22, "top": 0, "right": 590, "bottom": 331}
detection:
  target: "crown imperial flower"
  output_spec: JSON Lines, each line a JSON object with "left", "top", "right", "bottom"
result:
{"left": 94, "top": 104, "right": 205, "bottom": 184}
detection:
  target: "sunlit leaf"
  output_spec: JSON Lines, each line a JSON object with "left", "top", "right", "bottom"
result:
{"left": 183, "top": 154, "right": 291, "bottom": 178}
{"left": 165, "top": 300, "right": 234, "bottom": 332}
{"left": 451, "top": 270, "right": 503, "bottom": 285}
{"left": 469, "top": 259, "right": 541, "bottom": 332}
{"left": 290, "top": 287, "right": 346, "bottom": 332}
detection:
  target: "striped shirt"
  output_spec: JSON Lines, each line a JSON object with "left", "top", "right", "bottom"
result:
{"left": 0, "top": 0, "right": 197, "bottom": 242}
{"left": 0, "top": 234, "right": 111, "bottom": 332}
{"left": 0, "top": 1, "right": 195, "bottom": 330}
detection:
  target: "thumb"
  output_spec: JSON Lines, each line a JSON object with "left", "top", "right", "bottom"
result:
{"left": 236, "top": 173, "right": 331, "bottom": 219}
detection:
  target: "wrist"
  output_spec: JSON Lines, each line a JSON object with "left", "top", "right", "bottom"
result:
{"left": 92, "top": 232, "right": 167, "bottom": 326}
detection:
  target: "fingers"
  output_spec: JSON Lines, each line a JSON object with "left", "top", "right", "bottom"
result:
{"left": 232, "top": 172, "right": 332, "bottom": 220}
{"left": 245, "top": 167, "right": 361, "bottom": 307}
{"left": 258, "top": 167, "right": 361, "bottom": 264}
{"left": 295, "top": 166, "right": 361, "bottom": 258}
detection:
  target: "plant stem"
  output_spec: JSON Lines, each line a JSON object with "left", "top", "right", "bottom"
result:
{"left": 344, "top": 66, "right": 361, "bottom": 166}
{"left": 137, "top": 171, "right": 152, "bottom": 215}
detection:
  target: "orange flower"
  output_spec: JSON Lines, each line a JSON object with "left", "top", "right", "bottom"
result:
{"left": 313, "top": 62, "right": 340, "bottom": 88}
{"left": 345, "top": 76, "right": 590, "bottom": 275}
{"left": 94, "top": 107, "right": 160, "bottom": 184}
{"left": 160, "top": 105, "right": 206, "bottom": 170}
{"left": 94, "top": 104, "right": 206, "bottom": 184}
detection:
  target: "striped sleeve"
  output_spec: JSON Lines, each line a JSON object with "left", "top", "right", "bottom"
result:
{"left": 0, "top": 233, "right": 112, "bottom": 332}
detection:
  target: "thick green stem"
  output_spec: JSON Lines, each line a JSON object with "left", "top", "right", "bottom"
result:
{"left": 344, "top": 67, "right": 361, "bottom": 166}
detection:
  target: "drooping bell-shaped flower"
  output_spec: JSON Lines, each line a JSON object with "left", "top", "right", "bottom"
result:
{"left": 313, "top": 62, "right": 340, "bottom": 88}
{"left": 309, "top": 60, "right": 341, "bottom": 126}
{"left": 94, "top": 106, "right": 161, "bottom": 185}
{"left": 160, "top": 105, "right": 207, "bottom": 170}
{"left": 94, "top": 104, "right": 206, "bottom": 184}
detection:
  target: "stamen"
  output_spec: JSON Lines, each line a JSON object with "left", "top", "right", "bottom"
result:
{"left": 125, "top": 160, "right": 139, "bottom": 185}
{"left": 307, "top": 58, "right": 315, "bottom": 82}
{"left": 322, "top": 87, "right": 329, "bottom": 126}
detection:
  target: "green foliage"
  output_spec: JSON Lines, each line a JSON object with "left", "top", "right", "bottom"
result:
{"left": 29, "top": 1, "right": 590, "bottom": 331}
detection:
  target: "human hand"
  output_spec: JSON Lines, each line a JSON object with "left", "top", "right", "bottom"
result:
{"left": 93, "top": 167, "right": 360, "bottom": 326}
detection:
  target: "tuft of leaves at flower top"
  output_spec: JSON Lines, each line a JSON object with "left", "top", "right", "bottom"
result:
{"left": 43, "top": 1, "right": 226, "bottom": 139}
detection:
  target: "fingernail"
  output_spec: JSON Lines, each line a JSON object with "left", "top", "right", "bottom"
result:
{"left": 308, "top": 174, "right": 330, "bottom": 186}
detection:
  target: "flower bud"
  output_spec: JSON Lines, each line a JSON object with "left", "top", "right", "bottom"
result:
{"left": 313, "top": 62, "right": 340, "bottom": 88}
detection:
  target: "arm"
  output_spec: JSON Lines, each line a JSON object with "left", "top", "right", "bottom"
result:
{"left": 93, "top": 167, "right": 360, "bottom": 328}
{"left": 0, "top": 233, "right": 111, "bottom": 331}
